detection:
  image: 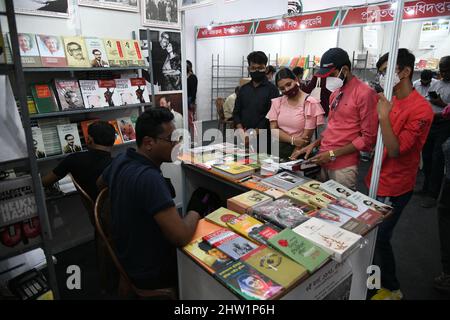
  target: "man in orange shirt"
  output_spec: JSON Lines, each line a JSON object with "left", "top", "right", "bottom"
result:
{"left": 367, "top": 49, "right": 434, "bottom": 300}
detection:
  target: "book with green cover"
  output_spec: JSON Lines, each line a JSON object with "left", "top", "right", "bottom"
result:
{"left": 30, "top": 84, "right": 59, "bottom": 113}
{"left": 205, "top": 207, "right": 241, "bottom": 228}
{"left": 268, "top": 228, "right": 330, "bottom": 273}
{"left": 241, "top": 245, "right": 308, "bottom": 288}
{"left": 226, "top": 214, "right": 263, "bottom": 239}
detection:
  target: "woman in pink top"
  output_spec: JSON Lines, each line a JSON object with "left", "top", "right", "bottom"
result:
{"left": 266, "top": 68, "right": 325, "bottom": 159}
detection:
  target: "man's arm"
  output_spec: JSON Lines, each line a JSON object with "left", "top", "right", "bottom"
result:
{"left": 377, "top": 93, "right": 399, "bottom": 158}
{"left": 154, "top": 207, "right": 200, "bottom": 247}
{"left": 42, "top": 172, "right": 60, "bottom": 188}
{"left": 233, "top": 90, "right": 243, "bottom": 129}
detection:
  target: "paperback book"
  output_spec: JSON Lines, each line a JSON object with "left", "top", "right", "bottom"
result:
{"left": 85, "top": 37, "right": 110, "bottom": 67}
{"left": 226, "top": 214, "right": 264, "bottom": 239}
{"left": 103, "top": 39, "right": 126, "bottom": 67}
{"left": 56, "top": 123, "right": 82, "bottom": 154}
{"left": 319, "top": 180, "right": 355, "bottom": 199}
{"left": 14, "top": 33, "right": 42, "bottom": 67}
{"left": 129, "top": 78, "right": 150, "bottom": 103}
{"left": 211, "top": 162, "right": 255, "bottom": 180}
{"left": 30, "top": 84, "right": 59, "bottom": 114}
{"left": 347, "top": 191, "right": 393, "bottom": 216}
{"left": 247, "top": 222, "right": 282, "bottom": 246}
{"left": 98, "top": 80, "right": 121, "bottom": 107}
{"left": 63, "top": 36, "right": 90, "bottom": 67}
{"left": 205, "top": 207, "right": 241, "bottom": 228}
{"left": 35, "top": 34, "right": 67, "bottom": 67}
{"left": 114, "top": 79, "right": 136, "bottom": 105}
{"left": 261, "top": 171, "right": 308, "bottom": 191}
{"left": 203, "top": 229, "right": 259, "bottom": 261}
{"left": 116, "top": 117, "right": 136, "bottom": 142}
{"left": 227, "top": 191, "right": 273, "bottom": 214}
{"left": 31, "top": 127, "right": 46, "bottom": 159}
{"left": 79, "top": 80, "right": 102, "bottom": 109}
{"left": 54, "top": 79, "right": 84, "bottom": 110}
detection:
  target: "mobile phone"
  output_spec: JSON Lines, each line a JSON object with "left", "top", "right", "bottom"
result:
{"left": 429, "top": 91, "right": 438, "bottom": 99}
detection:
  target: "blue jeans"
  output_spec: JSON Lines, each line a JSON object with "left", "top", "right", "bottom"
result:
{"left": 374, "top": 191, "right": 413, "bottom": 291}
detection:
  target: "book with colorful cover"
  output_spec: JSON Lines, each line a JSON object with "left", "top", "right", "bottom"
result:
{"left": 54, "top": 79, "right": 84, "bottom": 110}
{"left": 31, "top": 127, "right": 46, "bottom": 159}
{"left": 211, "top": 162, "right": 255, "bottom": 180}
{"left": 121, "top": 39, "right": 145, "bottom": 66}
{"left": 319, "top": 180, "right": 355, "bottom": 199}
{"left": 205, "top": 207, "right": 241, "bottom": 228}
{"left": 56, "top": 123, "right": 82, "bottom": 154}
{"left": 241, "top": 245, "right": 307, "bottom": 288}
{"left": 300, "top": 180, "right": 322, "bottom": 193}
{"left": 79, "top": 80, "right": 102, "bottom": 109}
{"left": 104, "top": 39, "right": 126, "bottom": 67}
{"left": 248, "top": 222, "right": 282, "bottom": 246}
{"left": 80, "top": 119, "right": 99, "bottom": 144}
{"left": 85, "top": 37, "right": 110, "bottom": 67}
{"left": 30, "top": 84, "right": 59, "bottom": 114}
{"left": 268, "top": 228, "right": 330, "bottom": 273}
{"left": 286, "top": 186, "right": 336, "bottom": 209}
{"left": 261, "top": 171, "right": 308, "bottom": 191}
{"left": 37, "top": 118, "right": 70, "bottom": 156}
{"left": 262, "top": 187, "right": 285, "bottom": 200}
{"left": 116, "top": 117, "right": 136, "bottom": 142}
{"left": 309, "top": 207, "right": 355, "bottom": 228}
{"left": 98, "top": 80, "right": 121, "bottom": 107}
{"left": 108, "top": 120, "right": 123, "bottom": 145}
{"left": 114, "top": 79, "right": 136, "bottom": 105}
{"left": 340, "top": 218, "right": 370, "bottom": 235}
{"left": 183, "top": 239, "right": 233, "bottom": 274}
{"left": 328, "top": 197, "right": 383, "bottom": 227}
{"left": 35, "top": 34, "right": 67, "bottom": 67}
{"left": 13, "top": 33, "right": 42, "bottom": 67}
{"left": 203, "top": 229, "right": 259, "bottom": 261}
{"left": 215, "top": 261, "right": 284, "bottom": 300}
{"left": 347, "top": 191, "right": 393, "bottom": 216}
{"left": 240, "top": 175, "right": 270, "bottom": 193}
{"left": 226, "top": 214, "right": 264, "bottom": 240}
{"left": 27, "top": 96, "right": 37, "bottom": 115}
{"left": 129, "top": 78, "right": 150, "bottom": 104}
{"left": 62, "top": 36, "right": 90, "bottom": 67}
{"left": 250, "top": 196, "right": 312, "bottom": 229}
{"left": 227, "top": 191, "right": 273, "bottom": 214}
{"left": 293, "top": 217, "right": 363, "bottom": 263}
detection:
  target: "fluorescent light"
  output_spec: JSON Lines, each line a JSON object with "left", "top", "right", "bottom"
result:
{"left": 300, "top": 24, "right": 306, "bottom": 29}
{"left": 406, "top": 8, "right": 415, "bottom": 16}
{"left": 276, "top": 19, "right": 283, "bottom": 27}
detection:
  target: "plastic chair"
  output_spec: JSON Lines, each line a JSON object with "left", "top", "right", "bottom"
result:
{"left": 94, "top": 188, "right": 176, "bottom": 299}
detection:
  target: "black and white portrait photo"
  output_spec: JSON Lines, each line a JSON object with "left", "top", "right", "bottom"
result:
{"left": 142, "top": 0, "right": 180, "bottom": 29}
{"left": 140, "top": 29, "right": 182, "bottom": 93}
{"left": 78, "top": 0, "right": 139, "bottom": 12}
{"left": 15, "top": 0, "right": 70, "bottom": 18}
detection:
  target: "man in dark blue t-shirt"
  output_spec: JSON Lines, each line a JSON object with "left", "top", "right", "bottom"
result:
{"left": 98, "top": 107, "right": 200, "bottom": 290}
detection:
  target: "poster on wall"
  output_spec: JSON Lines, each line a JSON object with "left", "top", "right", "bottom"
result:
{"left": 139, "top": 29, "right": 182, "bottom": 93}
{"left": 154, "top": 92, "right": 183, "bottom": 115}
{"left": 181, "top": 0, "right": 212, "bottom": 10}
{"left": 141, "top": 0, "right": 180, "bottom": 29}
{"left": 14, "top": 0, "right": 70, "bottom": 18}
{"left": 419, "top": 20, "right": 450, "bottom": 50}
{"left": 78, "top": 0, "right": 139, "bottom": 12}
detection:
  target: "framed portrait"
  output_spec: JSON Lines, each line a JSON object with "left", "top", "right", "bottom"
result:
{"left": 181, "top": 0, "right": 212, "bottom": 10}
{"left": 139, "top": 29, "right": 182, "bottom": 93}
{"left": 141, "top": 0, "right": 180, "bottom": 29}
{"left": 14, "top": 0, "right": 70, "bottom": 18}
{"left": 77, "top": 0, "right": 139, "bottom": 12}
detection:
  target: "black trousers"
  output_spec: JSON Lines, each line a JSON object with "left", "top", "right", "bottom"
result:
{"left": 438, "top": 178, "right": 450, "bottom": 274}
{"left": 422, "top": 120, "right": 450, "bottom": 198}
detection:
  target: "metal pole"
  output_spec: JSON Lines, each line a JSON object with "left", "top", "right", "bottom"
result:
{"left": 211, "top": 54, "right": 214, "bottom": 123}
{"left": 5, "top": 0, "right": 59, "bottom": 299}
{"left": 181, "top": 11, "right": 189, "bottom": 138}
{"left": 146, "top": 29, "right": 156, "bottom": 108}
{"left": 369, "top": 0, "right": 405, "bottom": 199}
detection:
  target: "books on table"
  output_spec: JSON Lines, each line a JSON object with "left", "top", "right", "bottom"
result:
{"left": 227, "top": 190, "right": 273, "bottom": 214}
{"left": 347, "top": 191, "right": 393, "bottom": 216}
{"left": 85, "top": 37, "right": 110, "bottom": 68}
{"left": 35, "top": 34, "right": 67, "bottom": 67}
{"left": 268, "top": 228, "right": 330, "bottom": 273}
{"left": 226, "top": 214, "right": 264, "bottom": 240}
{"left": 319, "top": 180, "right": 355, "bottom": 199}
{"left": 30, "top": 84, "right": 59, "bottom": 114}
{"left": 211, "top": 162, "right": 255, "bottom": 180}
{"left": 328, "top": 197, "right": 383, "bottom": 228}
{"left": 56, "top": 123, "right": 82, "bottom": 154}
{"left": 247, "top": 222, "right": 281, "bottom": 246}
{"left": 205, "top": 207, "right": 241, "bottom": 228}
{"left": 293, "top": 217, "right": 363, "bottom": 263}
{"left": 54, "top": 79, "right": 84, "bottom": 110}
{"left": 116, "top": 117, "right": 136, "bottom": 142}
{"left": 62, "top": 36, "right": 90, "bottom": 68}
{"left": 261, "top": 171, "right": 308, "bottom": 191}
{"left": 308, "top": 208, "right": 353, "bottom": 228}
{"left": 286, "top": 185, "right": 336, "bottom": 209}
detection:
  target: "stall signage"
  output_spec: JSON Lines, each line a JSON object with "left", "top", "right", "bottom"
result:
{"left": 197, "top": 22, "right": 254, "bottom": 39}
{"left": 342, "top": 0, "right": 450, "bottom": 26}
{"left": 255, "top": 10, "right": 339, "bottom": 34}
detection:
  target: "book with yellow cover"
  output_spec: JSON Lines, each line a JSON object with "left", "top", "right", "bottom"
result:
{"left": 227, "top": 191, "right": 272, "bottom": 214}
{"left": 227, "top": 214, "right": 263, "bottom": 239}
{"left": 286, "top": 186, "right": 336, "bottom": 209}
{"left": 300, "top": 180, "right": 322, "bottom": 193}
{"left": 121, "top": 39, "right": 145, "bottom": 66}
{"left": 211, "top": 162, "right": 255, "bottom": 180}
{"left": 205, "top": 207, "right": 241, "bottom": 228}
{"left": 241, "top": 246, "right": 308, "bottom": 288}
{"left": 103, "top": 38, "right": 126, "bottom": 67}
{"left": 62, "top": 37, "right": 90, "bottom": 67}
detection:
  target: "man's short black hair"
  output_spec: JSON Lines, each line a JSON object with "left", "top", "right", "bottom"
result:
{"left": 92, "top": 49, "right": 101, "bottom": 55}
{"left": 292, "top": 67, "right": 304, "bottom": 77}
{"left": 65, "top": 134, "right": 74, "bottom": 140}
{"left": 266, "top": 65, "right": 276, "bottom": 74}
{"left": 67, "top": 42, "right": 81, "bottom": 49}
{"left": 88, "top": 121, "right": 115, "bottom": 147}
{"left": 377, "top": 48, "right": 415, "bottom": 80}
{"left": 440, "top": 56, "right": 450, "bottom": 69}
{"left": 135, "top": 107, "right": 174, "bottom": 147}
{"left": 247, "top": 51, "right": 268, "bottom": 66}
{"left": 234, "top": 86, "right": 240, "bottom": 95}
{"left": 420, "top": 69, "right": 433, "bottom": 81}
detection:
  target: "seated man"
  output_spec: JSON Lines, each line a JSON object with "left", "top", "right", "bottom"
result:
{"left": 42, "top": 121, "right": 115, "bottom": 201}
{"left": 97, "top": 107, "right": 200, "bottom": 290}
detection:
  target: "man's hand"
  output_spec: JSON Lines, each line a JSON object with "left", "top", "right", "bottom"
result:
{"left": 430, "top": 95, "right": 447, "bottom": 108}
{"left": 289, "top": 142, "right": 315, "bottom": 160}
{"left": 309, "top": 151, "right": 331, "bottom": 165}
{"left": 377, "top": 93, "right": 393, "bottom": 120}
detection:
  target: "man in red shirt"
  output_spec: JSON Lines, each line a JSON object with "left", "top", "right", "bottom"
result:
{"left": 294, "top": 48, "right": 378, "bottom": 189}
{"left": 367, "top": 49, "right": 434, "bottom": 300}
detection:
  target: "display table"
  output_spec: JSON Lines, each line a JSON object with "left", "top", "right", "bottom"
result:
{"left": 179, "top": 163, "right": 378, "bottom": 300}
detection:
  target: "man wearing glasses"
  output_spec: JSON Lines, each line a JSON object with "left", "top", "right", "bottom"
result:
{"left": 233, "top": 51, "right": 280, "bottom": 152}
{"left": 294, "top": 48, "right": 378, "bottom": 189}
{"left": 97, "top": 107, "right": 199, "bottom": 292}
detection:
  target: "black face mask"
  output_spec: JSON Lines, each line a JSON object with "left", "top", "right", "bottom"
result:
{"left": 250, "top": 71, "right": 266, "bottom": 83}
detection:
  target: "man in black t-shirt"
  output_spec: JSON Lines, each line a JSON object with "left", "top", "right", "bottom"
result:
{"left": 42, "top": 121, "right": 115, "bottom": 201}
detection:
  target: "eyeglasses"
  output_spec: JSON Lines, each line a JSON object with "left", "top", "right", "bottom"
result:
{"left": 156, "top": 135, "right": 183, "bottom": 145}
{"left": 330, "top": 91, "right": 343, "bottom": 111}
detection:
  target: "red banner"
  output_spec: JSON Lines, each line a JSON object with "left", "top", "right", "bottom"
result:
{"left": 197, "top": 22, "right": 253, "bottom": 39}
{"left": 255, "top": 11, "right": 339, "bottom": 34}
{"left": 342, "top": 0, "right": 450, "bottom": 26}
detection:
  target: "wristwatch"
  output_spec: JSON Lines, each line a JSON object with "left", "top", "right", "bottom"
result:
{"left": 329, "top": 150, "right": 337, "bottom": 161}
